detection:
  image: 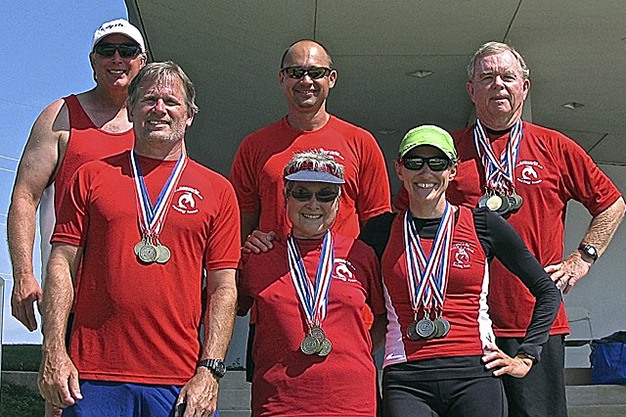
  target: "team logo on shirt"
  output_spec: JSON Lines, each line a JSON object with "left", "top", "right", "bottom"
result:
{"left": 172, "top": 186, "right": 204, "bottom": 214}
{"left": 516, "top": 160, "right": 544, "bottom": 185}
{"left": 451, "top": 242, "right": 474, "bottom": 269}
{"left": 333, "top": 258, "right": 358, "bottom": 282}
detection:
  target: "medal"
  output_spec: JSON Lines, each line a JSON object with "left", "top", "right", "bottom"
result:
{"left": 317, "top": 338, "right": 332, "bottom": 356}
{"left": 432, "top": 316, "right": 450, "bottom": 338}
{"left": 509, "top": 192, "right": 523, "bottom": 211}
{"left": 300, "top": 334, "right": 321, "bottom": 355}
{"left": 155, "top": 243, "right": 171, "bottom": 264}
{"left": 138, "top": 242, "right": 159, "bottom": 264}
{"left": 406, "top": 320, "right": 421, "bottom": 341}
{"left": 416, "top": 317, "right": 436, "bottom": 339}
{"left": 134, "top": 239, "right": 145, "bottom": 256}
{"left": 403, "top": 206, "right": 454, "bottom": 344}
{"left": 473, "top": 119, "right": 524, "bottom": 213}
{"left": 130, "top": 150, "right": 187, "bottom": 266}
{"left": 486, "top": 194, "right": 504, "bottom": 211}
{"left": 288, "top": 232, "right": 335, "bottom": 356}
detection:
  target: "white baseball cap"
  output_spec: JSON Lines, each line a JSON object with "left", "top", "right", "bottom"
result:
{"left": 92, "top": 19, "right": 145, "bottom": 53}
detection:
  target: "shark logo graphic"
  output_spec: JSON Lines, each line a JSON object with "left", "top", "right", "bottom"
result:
{"left": 172, "top": 186, "right": 204, "bottom": 214}
{"left": 517, "top": 160, "right": 544, "bottom": 185}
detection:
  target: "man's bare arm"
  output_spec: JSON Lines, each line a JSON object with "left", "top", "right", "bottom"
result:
{"left": 546, "top": 197, "right": 626, "bottom": 294}
{"left": 175, "top": 268, "right": 237, "bottom": 416}
{"left": 38, "top": 242, "right": 83, "bottom": 408}
{"left": 7, "top": 99, "right": 69, "bottom": 331}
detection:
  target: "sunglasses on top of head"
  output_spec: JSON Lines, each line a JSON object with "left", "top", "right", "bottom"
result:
{"left": 401, "top": 156, "right": 452, "bottom": 172}
{"left": 289, "top": 188, "right": 339, "bottom": 203}
{"left": 94, "top": 43, "right": 142, "bottom": 58}
{"left": 281, "top": 66, "right": 332, "bottom": 80}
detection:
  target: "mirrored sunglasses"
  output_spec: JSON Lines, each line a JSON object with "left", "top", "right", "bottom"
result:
{"left": 289, "top": 188, "right": 339, "bottom": 203}
{"left": 94, "top": 43, "right": 142, "bottom": 58}
{"left": 281, "top": 66, "right": 332, "bottom": 80}
{"left": 402, "top": 156, "right": 451, "bottom": 171}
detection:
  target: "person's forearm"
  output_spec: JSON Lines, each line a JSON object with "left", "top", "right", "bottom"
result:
{"left": 580, "top": 197, "right": 625, "bottom": 257}
{"left": 199, "top": 269, "right": 237, "bottom": 360}
{"left": 42, "top": 248, "right": 76, "bottom": 351}
{"left": 7, "top": 195, "right": 38, "bottom": 279}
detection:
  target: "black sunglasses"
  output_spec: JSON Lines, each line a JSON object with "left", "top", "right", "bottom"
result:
{"left": 281, "top": 66, "right": 332, "bottom": 80}
{"left": 94, "top": 43, "right": 142, "bottom": 58}
{"left": 401, "top": 156, "right": 451, "bottom": 171}
{"left": 289, "top": 188, "right": 339, "bottom": 203}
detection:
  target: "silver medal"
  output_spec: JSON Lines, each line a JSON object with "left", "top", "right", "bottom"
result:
{"left": 138, "top": 243, "right": 159, "bottom": 263}
{"left": 416, "top": 318, "right": 436, "bottom": 339}
{"left": 317, "top": 338, "right": 332, "bottom": 356}
{"left": 156, "top": 244, "right": 171, "bottom": 264}
{"left": 301, "top": 334, "right": 321, "bottom": 355}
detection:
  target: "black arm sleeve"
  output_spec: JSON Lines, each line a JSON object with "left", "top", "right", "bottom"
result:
{"left": 474, "top": 207, "right": 561, "bottom": 361}
{"left": 358, "top": 211, "right": 395, "bottom": 260}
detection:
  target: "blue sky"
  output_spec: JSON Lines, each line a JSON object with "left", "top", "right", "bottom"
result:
{"left": 0, "top": 1, "right": 128, "bottom": 344}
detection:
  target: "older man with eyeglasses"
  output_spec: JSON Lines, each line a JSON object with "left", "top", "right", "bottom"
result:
{"left": 7, "top": 18, "right": 146, "bottom": 416}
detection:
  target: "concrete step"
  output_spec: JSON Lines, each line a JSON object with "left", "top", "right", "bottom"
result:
{"left": 566, "top": 385, "right": 626, "bottom": 406}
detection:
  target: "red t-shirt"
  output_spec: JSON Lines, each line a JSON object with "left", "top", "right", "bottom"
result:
{"left": 382, "top": 207, "right": 495, "bottom": 365}
{"left": 53, "top": 151, "right": 241, "bottom": 385}
{"left": 238, "top": 234, "right": 385, "bottom": 417}
{"left": 230, "top": 116, "right": 391, "bottom": 239}
{"left": 394, "top": 122, "right": 622, "bottom": 337}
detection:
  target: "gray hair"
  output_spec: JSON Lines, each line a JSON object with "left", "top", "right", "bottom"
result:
{"left": 127, "top": 61, "right": 199, "bottom": 115}
{"left": 283, "top": 149, "right": 344, "bottom": 194}
{"left": 467, "top": 41, "right": 530, "bottom": 80}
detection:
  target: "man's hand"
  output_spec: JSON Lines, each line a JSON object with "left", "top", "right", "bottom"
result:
{"left": 482, "top": 343, "right": 532, "bottom": 378}
{"left": 242, "top": 230, "right": 277, "bottom": 254}
{"left": 38, "top": 349, "right": 82, "bottom": 408}
{"left": 11, "top": 273, "right": 42, "bottom": 331}
{"left": 544, "top": 252, "right": 591, "bottom": 295}
{"left": 175, "top": 367, "right": 219, "bottom": 417}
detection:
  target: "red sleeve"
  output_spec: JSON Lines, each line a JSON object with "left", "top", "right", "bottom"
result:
{"left": 52, "top": 164, "right": 92, "bottom": 247}
{"left": 230, "top": 134, "right": 260, "bottom": 213}
{"left": 557, "top": 134, "right": 621, "bottom": 216}
{"left": 204, "top": 179, "right": 241, "bottom": 270}
{"left": 355, "top": 133, "right": 392, "bottom": 222}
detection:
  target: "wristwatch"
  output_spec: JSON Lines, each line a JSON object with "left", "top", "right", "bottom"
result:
{"left": 516, "top": 352, "right": 537, "bottom": 365}
{"left": 578, "top": 244, "right": 598, "bottom": 263}
{"left": 197, "top": 359, "right": 226, "bottom": 379}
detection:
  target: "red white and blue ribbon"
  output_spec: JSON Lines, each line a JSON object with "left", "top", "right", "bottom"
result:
{"left": 403, "top": 203, "right": 454, "bottom": 315}
{"left": 130, "top": 150, "right": 187, "bottom": 240}
{"left": 287, "top": 231, "right": 335, "bottom": 327}
{"left": 473, "top": 119, "right": 523, "bottom": 194}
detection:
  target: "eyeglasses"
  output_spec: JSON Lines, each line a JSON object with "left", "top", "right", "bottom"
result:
{"left": 281, "top": 66, "right": 332, "bottom": 80}
{"left": 289, "top": 188, "right": 339, "bottom": 203}
{"left": 401, "top": 156, "right": 451, "bottom": 171}
{"left": 94, "top": 43, "right": 142, "bottom": 58}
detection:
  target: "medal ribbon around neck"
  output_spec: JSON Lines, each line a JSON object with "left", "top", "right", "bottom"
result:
{"left": 287, "top": 231, "right": 335, "bottom": 328}
{"left": 473, "top": 119, "right": 523, "bottom": 193}
{"left": 130, "top": 150, "right": 188, "bottom": 240}
{"left": 403, "top": 203, "right": 454, "bottom": 315}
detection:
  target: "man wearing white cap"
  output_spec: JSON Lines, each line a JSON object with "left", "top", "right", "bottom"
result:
{"left": 8, "top": 18, "right": 146, "bottom": 331}
{"left": 8, "top": 19, "right": 146, "bottom": 416}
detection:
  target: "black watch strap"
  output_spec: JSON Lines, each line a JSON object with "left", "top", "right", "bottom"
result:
{"left": 578, "top": 244, "right": 598, "bottom": 263}
{"left": 197, "top": 359, "right": 226, "bottom": 379}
